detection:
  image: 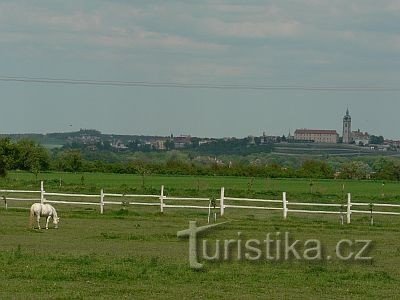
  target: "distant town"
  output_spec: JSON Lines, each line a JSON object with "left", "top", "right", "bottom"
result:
{"left": 1, "top": 108, "right": 399, "bottom": 154}
{"left": 291, "top": 108, "right": 398, "bottom": 151}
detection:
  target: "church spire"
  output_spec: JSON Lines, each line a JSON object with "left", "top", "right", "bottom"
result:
{"left": 343, "top": 107, "right": 352, "bottom": 144}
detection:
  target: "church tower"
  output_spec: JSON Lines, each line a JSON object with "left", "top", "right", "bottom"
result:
{"left": 342, "top": 108, "right": 352, "bottom": 144}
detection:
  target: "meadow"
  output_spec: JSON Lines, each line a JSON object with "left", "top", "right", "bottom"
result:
{"left": 3, "top": 171, "right": 400, "bottom": 202}
{"left": 1, "top": 207, "right": 400, "bottom": 299}
{"left": 1, "top": 172, "right": 400, "bottom": 299}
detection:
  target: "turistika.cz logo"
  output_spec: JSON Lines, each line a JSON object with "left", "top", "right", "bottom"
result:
{"left": 177, "top": 221, "right": 373, "bottom": 269}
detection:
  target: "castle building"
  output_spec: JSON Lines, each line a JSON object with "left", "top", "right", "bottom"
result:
{"left": 352, "top": 129, "right": 369, "bottom": 146}
{"left": 294, "top": 129, "right": 339, "bottom": 143}
{"left": 342, "top": 108, "right": 352, "bottom": 144}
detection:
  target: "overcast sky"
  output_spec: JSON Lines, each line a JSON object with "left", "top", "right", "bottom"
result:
{"left": 0, "top": 0, "right": 399, "bottom": 138}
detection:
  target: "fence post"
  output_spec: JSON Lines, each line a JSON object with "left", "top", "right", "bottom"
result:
{"left": 220, "top": 187, "right": 225, "bottom": 216}
{"left": 347, "top": 193, "right": 352, "bottom": 224}
{"left": 283, "top": 192, "right": 288, "bottom": 220}
{"left": 40, "top": 181, "right": 45, "bottom": 204}
{"left": 100, "top": 189, "right": 104, "bottom": 214}
{"left": 4, "top": 197, "right": 7, "bottom": 211}
{"left": 160, "top": 185, "right": 164, "bottom": 213}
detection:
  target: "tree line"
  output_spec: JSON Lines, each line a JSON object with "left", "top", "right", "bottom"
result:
{"left": 1, "top": 138, "right": 400, "bottom": 181}
{"left": 0, "top": 138, "right": 49, "bottom": 179}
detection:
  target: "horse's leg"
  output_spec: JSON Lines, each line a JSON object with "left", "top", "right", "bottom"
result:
{"left": 46, "top": 216, "right": 51, "bottom": 230}
{"left": 37, "top": 216, "right": 41, "bottom": 230}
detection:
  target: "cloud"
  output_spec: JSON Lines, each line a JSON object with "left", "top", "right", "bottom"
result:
{"left": 198, "top": 2, "right": 302, "bottom": 39}
{"left": 390, "top": 35, "right": 400, "bottom": 50}
{"left": 0, "top": 0, "right": 399, "bottom": 86}
{"left": 213, "top": 3, "right": 281, "bottom": 16}
{"left": 203, "top": 18, "right": 301, "bottom": 38}
{"left": 173, "top": 63, "right": 246, "bottom": 82}
{"left": 0, "top": 3, "right": 102, "bottom": 32}
{"left": 89, "top": 27, "right": 227, "bottom": 52}
{"left": 0, "top": 2, "right": 227, "bottom": 56}
{"left": 386, "top": 1, "right": 400, "bottom": 11}
{"left": 41, "top": 11, "right": 102, "bottom": 31}
{"left": 0, "top": 31, "right": 33, "bottom": 43}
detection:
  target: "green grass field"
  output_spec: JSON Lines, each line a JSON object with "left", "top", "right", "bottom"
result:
{"left": 1, "top": 207, "right": 400, "bottom": 299}
{"left": 1, "top": 172, "right": 400, "bottom": 299}
{"left": 2, "top": 171, "right": 400, "bottom": 202}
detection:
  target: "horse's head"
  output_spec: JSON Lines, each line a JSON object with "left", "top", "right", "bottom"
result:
{"left": 53, "top": 217, "right": 60, "bottom": 229}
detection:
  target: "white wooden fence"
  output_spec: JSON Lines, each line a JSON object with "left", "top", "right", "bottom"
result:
{"left": 1, "top": 182, "right": 400, "bottom": 224}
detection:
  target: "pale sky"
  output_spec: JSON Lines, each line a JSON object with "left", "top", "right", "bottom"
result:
{"left": 0, "top": 1, "right": 399, "bottom": 138}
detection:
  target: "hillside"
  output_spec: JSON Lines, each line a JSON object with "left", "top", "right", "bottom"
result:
{"left": 273, "top": 142, "right": 400, "bottom": 157}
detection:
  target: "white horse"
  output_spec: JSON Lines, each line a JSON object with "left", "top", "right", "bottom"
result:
{"left": 29, "top": 203, "right": 60, "bottom": 230}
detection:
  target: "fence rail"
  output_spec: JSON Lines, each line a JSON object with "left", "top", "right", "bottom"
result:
{"left": 44, "top": 200, "right": 101, "bottom": 206}
{"left": 104, "top": 193, "right": 159, "bottom": 198}
{"left": 0, "top": 190, "right": 40, "bottom": 194}
{"left": 1, "top": 181, "right": 400, "bottom": 224}
{"left": 224, "top": 197, "right": 282, "bottom": 203}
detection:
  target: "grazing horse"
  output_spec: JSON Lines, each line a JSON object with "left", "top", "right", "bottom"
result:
{"left": 29, "top": 203, "right": 60, "bottom": 230}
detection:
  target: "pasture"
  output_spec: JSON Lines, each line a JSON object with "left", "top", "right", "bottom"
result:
{"left": 1, "top": 207, "right": 400, "bottom": 298}
{"left": 1, "top": 172, "right": 400, "bottom": 299}
{"left": 4, "top": 171, "right": 400, "bottom": 202}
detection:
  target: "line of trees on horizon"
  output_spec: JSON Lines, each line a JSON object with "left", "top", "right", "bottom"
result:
{"left": 1, "top": 138, "right": 400, "bottom": 181}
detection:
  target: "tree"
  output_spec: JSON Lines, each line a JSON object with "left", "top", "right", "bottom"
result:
{"left": 0, "top": 154, "right": 7, "bottom": 177}
{"left": 58, "top": 150, "right": 83, "bottom": 173}
{"left": 132, "top": 160, "right": 151, "bottom": 188}
{"left": 339, "top": 161, "right": 371, "bottom": 180}
{"left": 15, "top": 140, "right": 50, "bottom": 179}
{"left": 372, "top": 158, "right": 400, "bottom": 181}
{"left": 0, "top": 138, "right": 18, "bottom": 169}
{"left": 369, "top": 135, "right": 384, "bottom": 145}
{"left": 165, "top": 139, "right": 175, "bottom": 150}
{"left": 298, "top": 160, "right": 334, "bottom": 179}
{"left": 264, "top": 163, "right": 285, "bottom": 178}
{"left": 26, "top": 151, "right": 41, "bottom": 180}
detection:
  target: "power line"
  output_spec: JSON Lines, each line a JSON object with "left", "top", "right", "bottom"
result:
{"left": 0, "top": 76, "right": 399, "bottom": 91}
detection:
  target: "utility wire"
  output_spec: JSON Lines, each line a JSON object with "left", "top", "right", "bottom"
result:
{"left": 0, "top": 76, "right": 399, "bottom": 91}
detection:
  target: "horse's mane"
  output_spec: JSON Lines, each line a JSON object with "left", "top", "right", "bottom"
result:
{"left": 50, "top": 205, "right": 58, "bottom": 218}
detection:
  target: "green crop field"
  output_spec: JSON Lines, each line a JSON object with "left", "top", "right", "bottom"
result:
{"left": 1, "top": 207, "right": 400, "bottom": 299}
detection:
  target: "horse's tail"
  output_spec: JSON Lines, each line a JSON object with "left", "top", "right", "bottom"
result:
{"left": 29, "top": 205, "right": 35, "bottom": 229}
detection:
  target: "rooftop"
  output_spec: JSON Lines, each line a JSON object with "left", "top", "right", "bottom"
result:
{"left": 295, "top": 129, "right": 338, "bottom": 135}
